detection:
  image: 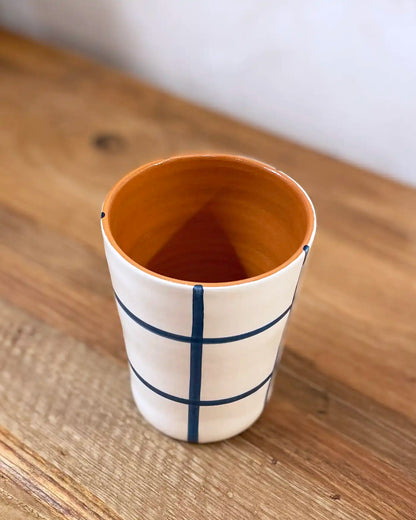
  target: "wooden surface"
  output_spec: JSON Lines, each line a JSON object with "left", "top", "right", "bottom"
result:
{"left": 0, "top": 30, "right": 415, "bottom": 520}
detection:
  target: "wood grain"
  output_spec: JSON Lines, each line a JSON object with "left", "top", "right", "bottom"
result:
{"left": 0, "top": 428, "right": 123, "bottom": 520}
{"left": 0, "top": 29, "right": 415, "bottom": 519}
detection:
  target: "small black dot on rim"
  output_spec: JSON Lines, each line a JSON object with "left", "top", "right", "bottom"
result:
{"left": 101, "top": 211, "right": 105, "bottom": 219}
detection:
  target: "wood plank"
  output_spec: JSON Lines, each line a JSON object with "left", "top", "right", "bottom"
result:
{"left": 0, "top": 29, "right": 415, "bottom": 519}
{"left": 1, "top": 194, "right": 414, "bottom": 419}
{"left": 277, "top": 350, "right": 416, "bottom": 478}
{"left": 0, "top": 428, "right": 123, "bottom": 520}
{"left": 0, "top": 299, "right": 415, "bottom": 520}
{"left": 0, "top": 472, "right": 62, "bottom": 520}
{"left": 0, "top": 29, "right": 415, "bottom": 419}
{"left": 0, "top": 204, "right": 123, "bottom": 357}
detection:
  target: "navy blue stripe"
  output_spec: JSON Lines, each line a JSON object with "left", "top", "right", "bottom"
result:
{"left": 128, "top": 359, "right": 272, "bottom": 406}
{"left": 115, "top": 292, "right": 291, "bottom": 344}
{"left": 263, "top": 244, "right": 310, "bottom": 408}
{"left": 302, "top": 244, "right": 310, "bottom": 265}
{"left": 115, "top": 292, "right": 191, "bottom": 342}
{"left": 293, "top": 245, "right": 310, "bottom": 301}
{"left": 187, "top": 285, "right": 204, "bottom": 442}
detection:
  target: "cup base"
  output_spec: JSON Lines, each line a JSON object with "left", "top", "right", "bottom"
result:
{"left": 130, "top": 379, "right": 267, "bottom": 443}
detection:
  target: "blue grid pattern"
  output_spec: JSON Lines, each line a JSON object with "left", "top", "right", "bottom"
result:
{"left": 119, "top": 245, "right": 309, "bottom": 442}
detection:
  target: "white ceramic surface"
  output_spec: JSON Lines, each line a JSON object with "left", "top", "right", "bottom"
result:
{"left": 101, "top": 159, "right": 316, "bottom": 443}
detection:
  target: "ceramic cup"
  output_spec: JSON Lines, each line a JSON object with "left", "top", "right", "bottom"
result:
{"left": 101, "top": 154, "right": 316, "bottom": 443}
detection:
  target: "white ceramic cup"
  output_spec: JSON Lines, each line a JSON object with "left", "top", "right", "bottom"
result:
{"left": 101, "top": 154, "right": 316, "bottom": 443}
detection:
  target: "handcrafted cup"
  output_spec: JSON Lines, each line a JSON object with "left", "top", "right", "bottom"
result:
{"left": 101, "top": 154, "right": 316, "bottom": 443}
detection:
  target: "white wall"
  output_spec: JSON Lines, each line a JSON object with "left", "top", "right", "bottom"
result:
{"left": 1, "top": 0, "right": 415, "bottom": 185}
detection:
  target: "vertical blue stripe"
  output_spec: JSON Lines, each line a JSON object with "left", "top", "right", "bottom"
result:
{"left": 302, "top": 244, "right": 310, "bottom": 265}
{"left": 263, "top": 244, "right": 310, "bottom": 408}
{"left": 187, "top": 285, "right": 204, "bottom": 442}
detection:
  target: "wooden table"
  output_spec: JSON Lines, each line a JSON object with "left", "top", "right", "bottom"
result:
{"left": 0, "top": 30, "right": 415, "bottom": 520}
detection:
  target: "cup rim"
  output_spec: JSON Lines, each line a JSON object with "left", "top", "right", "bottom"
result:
{"left": 101, "top": 154, "right": 316, "bottom": 287}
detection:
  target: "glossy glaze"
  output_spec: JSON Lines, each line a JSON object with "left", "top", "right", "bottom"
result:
{"left": 101, "top": 154, "right": 316, "bottom": 442}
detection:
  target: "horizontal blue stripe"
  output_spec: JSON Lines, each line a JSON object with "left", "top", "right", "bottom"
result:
{"left": 115, "top": 292, "right": 291, "bottom": 344}
{"left": 128, "top": 359, "right": 272, "bottom": 406}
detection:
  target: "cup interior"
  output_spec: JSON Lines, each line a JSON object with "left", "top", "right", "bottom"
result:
{"left": 103, "top": 155, "right": 314, "bottom": 284}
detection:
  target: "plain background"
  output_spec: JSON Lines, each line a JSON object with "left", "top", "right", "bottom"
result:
{"left": 1, "top": 0, "right": 415, "bottom": 186}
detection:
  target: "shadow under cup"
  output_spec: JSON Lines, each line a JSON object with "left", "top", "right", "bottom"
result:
{"left": 103, "top": 155, "right": 314, "bottom": 284}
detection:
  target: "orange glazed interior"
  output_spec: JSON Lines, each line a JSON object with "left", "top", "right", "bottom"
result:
{"left": 102, "top": 155, "right": 315, "bottom": 285}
